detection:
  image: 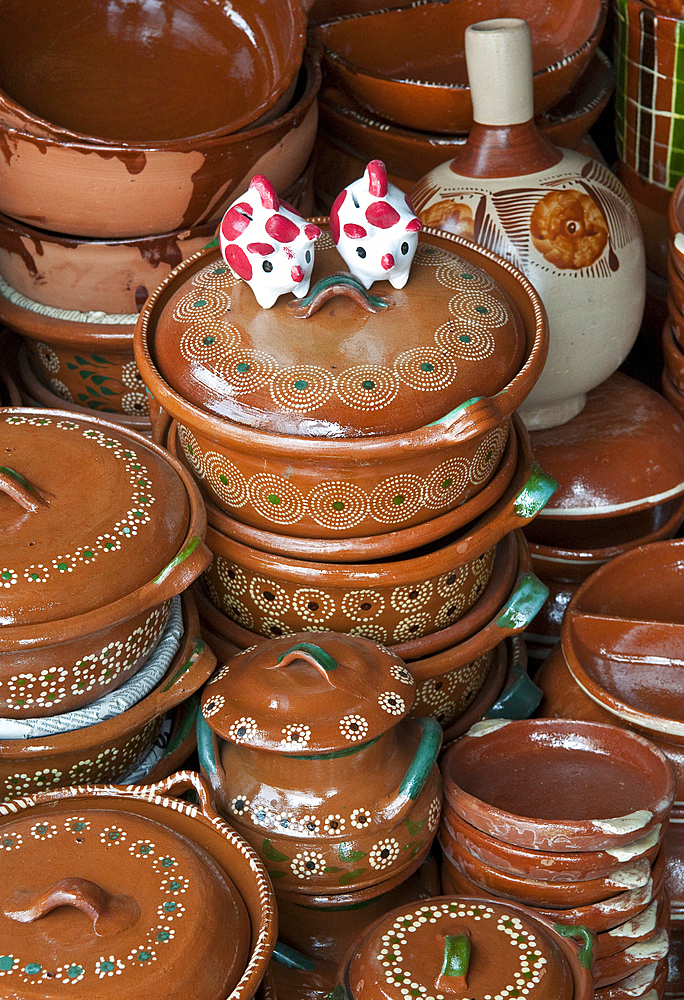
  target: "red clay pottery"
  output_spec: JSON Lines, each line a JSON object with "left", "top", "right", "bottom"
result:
{"left": 315, "top": 0, "right": 605, "bottom": 135}
{"left": 135, "top": 223, "right": 548, "bottom": 538}
{"left": 197, "top": 633, "right": 443, "bottom": 899}
{"left": 0, "top": 590, "right": 214, "bottom": 800}
{"left": 411, "top": 19, "right": 645, "bottom": 430}
{"left": 594, "top": 892, "right": 669, "bottom": 960}
{"left": 591, "top": 904, "right": 669, "bottom": 988}
{"left": 441, "top": 719, "right": 675, "bottom": 851}
{"left": 0, "top": 409, "right": 211, "bottom": 717}
{"left": 336, "top": 895, "right": 595, "bottom": 1000}
{"left": 0, "top": 49, "right": 320, "bottom": 239}
{"left": 0, "top": 770, "right": 276, "bottom": 998}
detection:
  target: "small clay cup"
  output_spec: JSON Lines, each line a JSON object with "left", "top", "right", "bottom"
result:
{"left": 440, "top": 719, "right": 675, "bottom": 852}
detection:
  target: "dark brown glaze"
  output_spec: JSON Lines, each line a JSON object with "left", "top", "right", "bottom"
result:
{"left": 449, "top": 121, "right": 563, "bottom": 179}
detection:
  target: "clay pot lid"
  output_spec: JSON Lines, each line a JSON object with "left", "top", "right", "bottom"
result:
{"left": 0, "top": 410, "right": 190, "bottom": 626}
{"left": 200, "top": 631, "right": 416, "bottom": 752}
{"left": 344, "top": 896, "right": 589, "bottom": 1000}
{"left": 150, "top": 227, "right": 526, "bottom": 438}
{"left": 0, "top": 805, "right": 250, "bottom": 999}
{"left": 528, "top": 374, "right": 684, "bottom": 518}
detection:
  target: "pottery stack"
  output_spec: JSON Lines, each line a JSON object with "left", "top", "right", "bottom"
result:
{"left": 663, "top": 177, "right": 684, "bottom": 415}
{"left": 0, "top": 0, "right": 319, "bottom": 432}
{"left": 439, "top": 718, "right": 675, "bottom": 997}
{"left": 310, "top": 0, "right": 611, "bottom": 206}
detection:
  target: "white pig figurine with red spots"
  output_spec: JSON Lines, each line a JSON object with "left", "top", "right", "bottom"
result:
{"left": 331, "top": 159, "right": 422, "bottom": 290}
{"left": 219, "top": 175, "right": 322, "bottom": 308}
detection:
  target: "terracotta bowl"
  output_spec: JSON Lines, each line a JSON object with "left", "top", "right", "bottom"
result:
{"left": 0, "top": 212, "right": 217, "bottom": 315}
{"left": 440, "top": 805, "right": 663, "bottom": 885}
{"left": 440, "top": 719, "right": 676, "bottom": 852}
{"left": 594, "top": 958, "right": 669, "bottom": 999}
{"left": 592, "top": 904, "right": 669, "bottom": 989}
{"left": 0, "top": 0, "right": 305, "bottom": 145}
{"left": 136, "top": 232, "right": 548, "bottom": 540}
{"left": 593, "top": 890, "right": 668, "bottom": 961}
{"left": 667, "top": 288, "right": 684, "bottom": 350}
{"left": 314, "top": 0, "right": 606, "bottom": 134}
{"left": 0, "top": 591, "right": 214, "bottom": 800}
{"left": 0, "top": 770, "right": 277, "bottom": 1000}
{"left": 0, "top": 49, "right": 320, "bottom": 239}
{"left": 666, "top": 245, "right": 684, "bottom": 315}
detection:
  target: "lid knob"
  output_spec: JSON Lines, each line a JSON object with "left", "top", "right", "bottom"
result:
{"left": 4, "top": 877, "right": 140, "bottom": 938}
{"left": 0, "top": 465, "right": 51, "bottom": 512}
{"left": 435, "top": 933, "right": 472, "bottom": 995}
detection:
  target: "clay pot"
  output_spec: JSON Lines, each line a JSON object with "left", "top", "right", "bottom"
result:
{"left": 0, "top": 212, "right": 217, "bottom": 315}
{"left": 336, "top": 895, "right": 595, "bottom": 1000}
{"left": 440, "top": 718, "right": 675, "bottom": 852}
{"left": 0, "top": 770, "right": 276, "bottom": 999}
{"left": 0, "top": 591, "right": 214, "bottom": 800}
{"left": 135, "top": 227, "right": 548, "bottom": 538}
{"left": 0, "top": 49, "right": 321, "bottom": 239}
{"left": 314, "top": 0, "right": 605, "bottom": 135}
{"left": 197, "top": 633, "right": 443, "bottom": 899}
{"left": 411, "top": 20, "right": 645, "bottom": 431}
{"left": 663, "top": 319, "right": 684, "bottom": 393}
{"left": 0, "top": 409, "right": 211, "bottom": 717}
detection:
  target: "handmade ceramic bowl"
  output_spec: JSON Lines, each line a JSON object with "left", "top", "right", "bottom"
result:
{"left": 441, "top": 719, "right": 676, "bottom": 852}
{"left": 591, "top": 907, "right": 669, "bottom": 988}
{"left": 0, "top": 770, "right": 277, "bottom": 1000}
{"left": 0, "top": 591, "right": 214, "bottom": 799}
{"left": 0, "top": 409, "right": 212, "bottom": 717}
{"left": 0, "top": 0, "right": 306, "bottom": 144}
{"left": 136, "top": 229, "right": 548, "bottom": 538}
{"left": 315, "top": 0, "right": 606, "bottom": 134}
{"left": 594, "top": 958, "right": 669, "bottom": 999}
{"left": 0, "top": 212, "right": 217, "bottom": 315}
{"left": 593, "top": 891, "right": 669, "bottom": 961}
{"left": 0, "top": 49, "right": 320, "bottom": 238}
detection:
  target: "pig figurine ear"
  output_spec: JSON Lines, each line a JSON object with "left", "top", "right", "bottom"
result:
{"left": 331, "top": 159, "right": 422, "bottom": 290}
{"left": 219, "top": 175, "right": 321, "bottom": 309}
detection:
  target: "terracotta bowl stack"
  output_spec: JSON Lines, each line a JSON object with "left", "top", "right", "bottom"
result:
{"left": 663, "top": 179, "right": 684, "bottom": 415}
{"left": 0, "top": 0, "right": 319, "bottom": 430}
{"left": 521, "top": 373, "right": 684, "bottom": 668}
{"left": 439, "top": 718, "right": 675, "bottom": 997}
{"left": 135, "top": 221, "right": 555, "bottom": 737}
{"left": 0, "top": 407, "right": 215, "bottom": 796}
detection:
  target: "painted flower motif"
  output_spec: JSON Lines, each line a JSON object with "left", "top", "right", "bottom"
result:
{"left": 153, "top": 926, "right": 176, "bottom": 945}
{"left": 56, "top": 419, "right": 79, "bottom": 431}
{"left": 51, "top": 554, "right": 77, "bottom": 575}
{"left": 203, "top": 694, "right": 225, "bottom": 718}
{"left": 206, "top": 663, "right": 230, "bottom": 686}
{"left": 128, "top": 839, "right": 155, "bottom": 859}
{"left": 251, "top": 806, "right": 275, "bottom": 828}
{"left": 0, "top": 832, "right": 22, "bottom": 850}
{"left": 323, "top": 814, "right": 346, "bottom": 835}
{"left": 121, "top": 360, "right": 145, "bottom": 389}
{"left": 64, "top": 817, "right": 90, "bottom": 835}
{"left": 24, "top": 564, "right": 49, "bottom": 583}
{"left": 49, "top": 378, "right": 74, "bottom": 401}
{"left": 32, "top": 768, "right": 63, "bottom": 788}
{"left": 350, "top": 809, "right": 372, "bottom": 830}
{"left": 378, "top": 691, "right": 406, "bottom": 716}
{"left": 121, "top": 392, "right": 149, "bottom": 416}
{"left": 339, "top": 714, "right": 369, "bottom": 742}
{"left": 0, "top": 568, "right": 17, "bottom": 588}
{"left": 156, "top": 900, "right": 185, "bottom": 921}
{"left": 36, "top": 341, "right": 60, "bottom": 372}
{"left": 290, "top": 850, "right": 326, "bottom": 879}
{"left": 428, "top": 797, "right": 441, "bottom": 832}
{"left": 390, "top": 663, "right": 414, "bottom": 686}
{"left": 96, "top": 957, "right": 125, "bottom": 978}
{"left": 530, "top": 189, "right": 609, "bottom": 270}
{"left": 153, "top": 855, "right": 178, "bottom": 874}
{"left": 300, "top": 815, "right": 321, "bottom": 835}
{"left": 275, "top": 812, "right": 299, "bottom": 833}
{"left": 0, "top": 955, "right": 20, "bottom": 975}
{"left": 127, "top": 946, "right": 157, "bottom": 965}
{"left": 30, "top": 822, "right": 57, "bottom": 841}
{"left": 281, "top": 723, "right": 311, "bottom": 746}
{"left": 230, "top": 795, "right": 250, "bottom": 817}
{"left": 55, "top": 964, "right": 85, "bottom": 983}
{"left": 96, "top": 533, "right": 122, "bottom": 554}
{"left": 227, "top": 717, "right": 258, "bottom": 742}
{"left": 368, "top": 838, "right": 400, "bottom": 870}
{"left": 74, "top": 546, "right": 97, "bottom": 565}
{"left": 160, "top": 876, "right": 188, "bottom": 895}
{"left": 100, "top": 825, "right": 127, "bottom": 846}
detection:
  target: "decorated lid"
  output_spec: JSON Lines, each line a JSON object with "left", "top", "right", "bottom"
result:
{"left": 0, "top": 411, "right": 190, "bottom": 626}
{"left": 150, "top": 227, "right": 526, "bottom": 438}
{"left": 200, "top": 632, "right": 416, "bottom": 753}
{"left": 344, "top": 897, "right": 591, "bottom": 1000}
{"left": 0, "top": 806, "right": 250, "bottom": 1000}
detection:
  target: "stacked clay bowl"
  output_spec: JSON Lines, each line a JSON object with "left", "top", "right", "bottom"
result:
{"left": 0, "top": 771, "right": 277, "bottom": 1000}
{"left": 521, "top": 373, "right": 684, "bottom": 666}
{"left": 663, "top": 179, "right": 684, "bottom": 417}
{"left": 0, "top": 0, "right": 319, "bottom": 429}
{"left": 439, "top": 719, "right": 675, "bottom": 995}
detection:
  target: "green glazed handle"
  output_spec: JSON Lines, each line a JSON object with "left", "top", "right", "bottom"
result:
{"left": 275, "top": 642, "right": 338, "bottom": 673}
{"left": 553, "top": 923, "right": 595, "bottom": 970}
{"left": 398, "top": 716, "right": 443, "bottom": 801}
{"left": 272, "top": 941, "right": 317, "bottom": 971}
{"left": 513, "top": 463, "right": 558, "bottom": 519}
{"left": 485, "top": 664, "right": 542, "bottom": 720}
{"left": 163, "top": 695, "right": 200, "bottom": 758}
{"left": 495, "top": 573, "right": 549, "bottom": 632}
{"left": 440, "top": 934, "right": 471, "bottom": 977}
{"left": 289, "top": 272, "right": 390, "bottom": 317}
{"left": 196, "top": 710, "right": 224, "bottom": 785}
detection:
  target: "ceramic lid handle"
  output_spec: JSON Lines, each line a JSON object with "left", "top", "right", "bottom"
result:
{"left": 465, "top": 19, "right": 534, "bottom": 126}
{"left": 435, "top": 933, "right": 471, "bottom": 994}
{"left": 4, "top": 878, "right": 140, "bottom": 937}
{"left": 0, "top": 465, "right": 51, "bottom": 512}
{"left": 553, "top": 923, "right": 595, "bottom": 970}
{"left": 288, "top": 273, "right": 391, "bottom": 318}
{"left": 274, "top": 642, "right": 339, "bottom": 683}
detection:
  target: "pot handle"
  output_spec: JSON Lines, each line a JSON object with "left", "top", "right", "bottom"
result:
{"left": 377, "top": 716, "right": 442, "bottom": 823}
{"left": 4, "top": 878, "right": 140, "bottom": 937}
{"left": 143, "top": 637, "right": 215, "bottom": 717}
{"left": 288, "top": 273, "right": 390, "bottom": 318}
{"left": 273, "top": 642, "right": 338, "bottom": 684}
{"left": 149, "top": 397, "right": 172, "bottom": 446}
{"left": 132, "top": 535, "right": 213, "bottom": 608}
{"left": 426, "top": 396, "right": 504, "bottom": 446}
{"left": 552, "top": 923, "right": 596, "bottom": 971}
{"left": 196, "top": 710, "right": 228, "bottom": 795}
{"left": 272, "top": 942, "right": 318, "bottom": 971}
{"left": 485, "top": 660, "right": 543, "bottom": 721}
{"left": 0, "top": 465, "right": 51, "bottom": 512}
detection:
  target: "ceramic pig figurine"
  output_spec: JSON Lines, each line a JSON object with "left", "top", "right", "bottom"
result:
{"left": 219, "top": 175, "right": 321, "bottom": 308}
{"left": 331, "top": 160, "right": 422, "bottom": 289}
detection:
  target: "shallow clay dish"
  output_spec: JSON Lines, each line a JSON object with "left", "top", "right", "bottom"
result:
{"left": 440, "top": 719, "right": 675, "bottom": 852}
{"left": 0, "top": 0, "right": 306, "bottom": 144}
{"left": 593, "top": 958, "right": 668, "bottom": 999}
{"left": 591, "top": 907, "right": 669, "bottom": 988}
{"left": 137, "top": 229, "right": 547, "bottom": 538}
{"left": 315, "top": 0, "right": 606, "bottom": 134}
{"left": 0, "top": 409, "right": 211, "bottom": 717}
{"left": 593, "top": 891, "right": 668, "bottom": 961}
{"left": 0, "top": 50, "right": 320, "bottom": 239}
{"left": 0, "top": 770, "right": 276, "bottom": 999}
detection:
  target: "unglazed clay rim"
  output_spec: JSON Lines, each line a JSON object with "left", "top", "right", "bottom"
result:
{"left": 0, "top": 407, "right": 210, "bottom": 648}
{"left": 134, "top": 229, "right": 548, "bottom": 460}
{"left": 0, "top": 771, "right": 277, "bottom": 1000}
{"left": 441, "top": 719, "right": 675, "bottom": 851}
